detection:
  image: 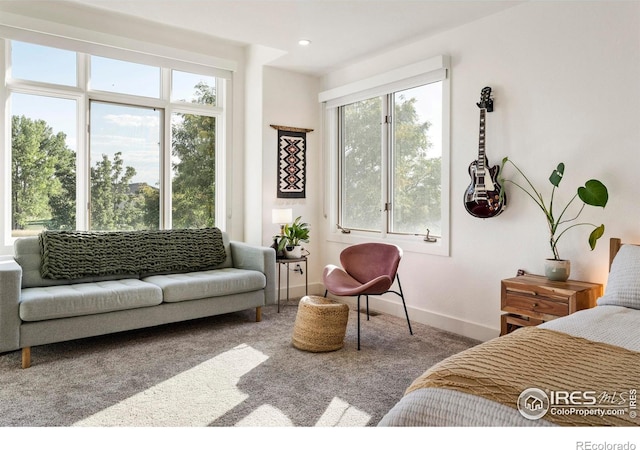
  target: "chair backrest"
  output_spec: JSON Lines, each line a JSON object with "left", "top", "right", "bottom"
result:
{"left": 340, "top": 242, "right": 402, "bottom": 285}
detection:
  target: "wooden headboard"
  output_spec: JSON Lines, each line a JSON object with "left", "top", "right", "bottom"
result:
{"left": 610, "top": 238, "right": 622, "bottom": 270}
{"left": 609, "top": 237, "right": 640, "bottom": 270}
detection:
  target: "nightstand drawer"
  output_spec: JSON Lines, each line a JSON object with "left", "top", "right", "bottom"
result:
{"left": 501, "top": 313, "right": 544, "bottom": 335}
{"left": 499, "top": 274, "right": 602, "bottom": 336}
{"left": 503, "top": 293, "right": 568, "bottom": 317}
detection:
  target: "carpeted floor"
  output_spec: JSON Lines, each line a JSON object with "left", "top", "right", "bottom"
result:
{"left": 0, "top": 301, "right": 480, "bottom": 427}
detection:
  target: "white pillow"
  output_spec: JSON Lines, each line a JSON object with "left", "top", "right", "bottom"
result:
{"left": 597, "top": 244, "right": 640, "bottom": 309}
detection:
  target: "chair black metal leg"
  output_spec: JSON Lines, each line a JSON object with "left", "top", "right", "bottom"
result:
{"left": 357, "top": 294, "right": 361, "bottom": 350}
{"left": 324, "top": 289, "right": 327, "bottom": 297}
{"left": 366, "top": 295, "right": 370, "bottom": 320}
{"left": 396, "top": 275, "right": 413, "bottom": 335}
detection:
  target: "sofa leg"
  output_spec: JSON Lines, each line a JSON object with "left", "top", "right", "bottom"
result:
{"left": 256, "top": 307, "right": 262, "bottom": 322}
{"left": 21, "top": 347, "right": 31, "bottom": 369}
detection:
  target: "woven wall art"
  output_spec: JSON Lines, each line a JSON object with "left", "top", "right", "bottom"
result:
{"left": 271, "top": 125, "right": 313, "bottom": 199}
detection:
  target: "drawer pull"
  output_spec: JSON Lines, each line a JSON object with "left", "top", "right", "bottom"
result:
{"left": 532, "top": 302, "right": 538, "bottom": 307}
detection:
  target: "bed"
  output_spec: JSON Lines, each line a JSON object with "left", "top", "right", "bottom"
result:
{"left": 378, "top": 238, "right": 640, "bottom": 427}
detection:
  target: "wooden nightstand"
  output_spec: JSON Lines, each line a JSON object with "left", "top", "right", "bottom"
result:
{"left": 500, "top": 274, "right": 602, "bottom": 336}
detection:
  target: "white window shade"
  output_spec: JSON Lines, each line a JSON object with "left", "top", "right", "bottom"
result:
{"left": 0, "top": 22, "right": 234, "bottom": 79}
{"left": 319, "top": 55, "right": 448, "bottom": 108}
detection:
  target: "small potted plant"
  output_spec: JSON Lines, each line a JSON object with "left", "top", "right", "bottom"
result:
{"left": 499, "top": 158, "right": 608, "bottom": 281}
{"left": 277, "top": 216, "right": 310, "bottom": 259}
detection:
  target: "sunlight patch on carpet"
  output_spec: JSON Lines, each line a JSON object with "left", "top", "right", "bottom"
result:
{"left": 234, "top": 397, "right": 370, "bottom": 427}
{"left": 315, "top": 397, "right": 371, "bottom": 426}
{"left": 235, "top": 405, "right": 295, "bottom": 426}
{"left": 73, "top": 344, "right": 269, "bottom": 427}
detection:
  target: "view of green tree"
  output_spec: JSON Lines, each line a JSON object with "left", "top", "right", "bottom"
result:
{"left": 90, "top": 152, "right": 140, "bottom": 230}
{"left": 139, "top": 184, "right": 160, "bottom": 230}
{"left": 341, "top": 93, "right": 441, "bottom": 234}
{"left": 342, "top": 97, "right": 383, "bottom": 231}
{"left": 48, "top": 135, "right": 76, "bottom": 230}
{"left": 11, "top": 115, "right": 75, "bottom": 231}
{"left": 393, "top": 94, "right": 441, "bottom": 233}
{"left": 171, "top": 81, "right": 216, "bottom": 228}
{"left": 12, "top": 81, "right": 217, "bottom": 233}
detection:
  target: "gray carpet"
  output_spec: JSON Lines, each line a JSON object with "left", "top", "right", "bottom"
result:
{"left": 0, "top": 301, "right": 480, "bottom": 427}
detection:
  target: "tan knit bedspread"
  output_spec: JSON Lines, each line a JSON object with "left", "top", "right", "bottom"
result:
{"left": 407, "top": 327, "right": 640, "bottom": 426}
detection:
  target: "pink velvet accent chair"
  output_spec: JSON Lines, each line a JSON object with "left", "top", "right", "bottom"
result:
{"left": 322, "top": 242, "right": 412, "bottom": 350}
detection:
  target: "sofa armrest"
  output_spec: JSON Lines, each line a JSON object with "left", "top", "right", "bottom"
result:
{"left": 230, "top": 242, "right": 276, "bottom": 305}
{"left": 0, "top": 258, "right": 22, "bottom": 352}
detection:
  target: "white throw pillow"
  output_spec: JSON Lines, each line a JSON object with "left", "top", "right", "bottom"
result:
{"left": 597, "top": 244, "right": 640, "bottom": 309}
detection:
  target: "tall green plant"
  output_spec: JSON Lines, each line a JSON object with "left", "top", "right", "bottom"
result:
{"left": 499, "top": 158, "right": 608, "bottom": 260}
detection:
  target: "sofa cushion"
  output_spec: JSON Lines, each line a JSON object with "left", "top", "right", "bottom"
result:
{"left": 19, "top": 279, "right": 163, "bottom": 322}
{"left": 39, "top": 228, "right": 227, "bottom": 280}
{"left": 142, "top": 268, "right": 266, "bottom": 303}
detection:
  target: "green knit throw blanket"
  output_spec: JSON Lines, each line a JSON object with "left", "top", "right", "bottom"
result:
{"left": 40, "top": 228, "right": 227, "bottom": 280}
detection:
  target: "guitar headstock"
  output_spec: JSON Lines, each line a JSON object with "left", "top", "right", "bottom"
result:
{"left": 476, "top": 86, "right": 494, "bottom": 112}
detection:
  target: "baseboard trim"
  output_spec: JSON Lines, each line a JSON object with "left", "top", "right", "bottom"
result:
{"left": 324, "top": 293, "right": 499, "bottom": 342}
{"left": 276, "top": 283, "right": 499, "bottom": 342}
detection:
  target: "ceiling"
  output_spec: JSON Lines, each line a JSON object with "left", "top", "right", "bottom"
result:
{"left": 64, "top": 0, "right": 523, "bottom": 76}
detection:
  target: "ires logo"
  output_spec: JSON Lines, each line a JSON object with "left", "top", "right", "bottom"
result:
{"left": 518, "top": 388, "right": 637, "bottom": 421}
{"left": 518, "top": 388, "right": 550, "bottom": 420}
{"left": 549, "top": 390, "right": 597, "bottom": 406}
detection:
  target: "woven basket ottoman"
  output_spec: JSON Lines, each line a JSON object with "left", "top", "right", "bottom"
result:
{"left": 292, "top": 296, "right": 350, "bottom": 352}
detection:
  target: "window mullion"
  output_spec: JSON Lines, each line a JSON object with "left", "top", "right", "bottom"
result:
{"left": 337, "top": 106, "right": 345, "bottom": 228}
{"left": 161, "top": 67, "right": 171, "bottom": 229}
{"left": 163, "top": 105, "right": 172, "bottom": 230}
{"left": 77, "top": 52, "right": 89, "bottom": 230}
{"left": 381, "top": 95, "right": 391, "bottom": 237}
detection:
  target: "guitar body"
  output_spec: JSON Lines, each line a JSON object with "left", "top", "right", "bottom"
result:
{"left": 464, "top": 86, "right": 506, "bottom": 218}
{"left": 464, "top": 156, "right": 505, "bottom": 218}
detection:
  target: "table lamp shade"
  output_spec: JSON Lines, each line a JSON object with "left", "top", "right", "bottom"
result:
{"left": 272, "top": 208, "right": 293, "bottom": 225}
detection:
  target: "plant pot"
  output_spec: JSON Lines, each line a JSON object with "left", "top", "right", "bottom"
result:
{"left": 285, "top": 245, "right": 302, "bottom": 259}
{"left": 544, "top": 259, "right": 570, "bottom": 282}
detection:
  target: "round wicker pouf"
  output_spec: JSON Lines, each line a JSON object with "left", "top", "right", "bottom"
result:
{"left": 292, "top": 296, "right": 350, "bottom": 352}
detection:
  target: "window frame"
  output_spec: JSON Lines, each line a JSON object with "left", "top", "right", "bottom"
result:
{"left": 321, "top": 56, "right": 450, "bottom": 256}
{"left": 1, "top": 33, "right": 229, "bottom": 247}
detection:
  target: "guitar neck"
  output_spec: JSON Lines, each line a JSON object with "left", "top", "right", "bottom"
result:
{"left": 477, "top": 108, "right": 486, "bottom": 170}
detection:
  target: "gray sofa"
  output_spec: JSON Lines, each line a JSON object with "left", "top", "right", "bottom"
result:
{"left": 0, "top": 228, "right": 276, "bottom": 368}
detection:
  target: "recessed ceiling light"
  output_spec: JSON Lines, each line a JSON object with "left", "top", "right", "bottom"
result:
{"left": 298, "top": 39, "right": 311, "bottom": 46}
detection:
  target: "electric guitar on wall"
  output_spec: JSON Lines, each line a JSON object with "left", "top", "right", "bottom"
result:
{"left": 464, "top": 86, "right": 506, "bottom": 218}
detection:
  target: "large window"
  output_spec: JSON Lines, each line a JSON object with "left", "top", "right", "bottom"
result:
{"left": 339, "top": 81, "right": 444, "bottom": 236}
{"left": 5, "top": 38, "right": 226, "bottom": 238}
{"left": 322, "top": 56, "right": 449, "bottom": 254}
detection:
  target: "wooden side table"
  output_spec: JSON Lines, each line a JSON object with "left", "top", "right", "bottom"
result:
{"left": 276, "top": 256, "right": 308, "bottom": 312}
{"left": 500, "top": 274, "right": 602, "bottom": 336}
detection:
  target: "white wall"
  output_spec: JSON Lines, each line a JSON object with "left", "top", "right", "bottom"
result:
{"left": 318, "top": 1, "right": 640, "bottom": 340}
{"left": 243, "top": 45, "right": 287, "bottom": 245}
{"left": 261, "top": 67, "right": 322, "bottom": 294}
